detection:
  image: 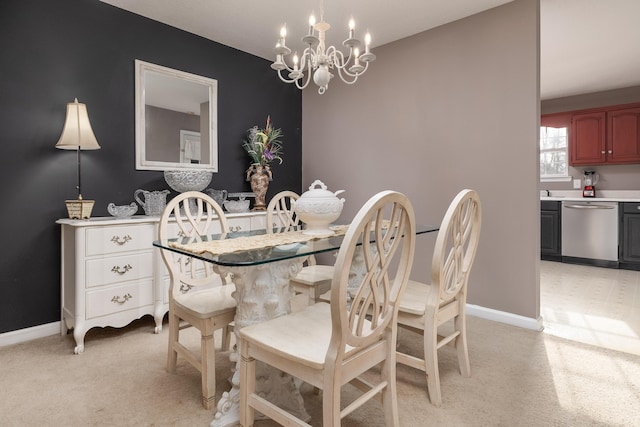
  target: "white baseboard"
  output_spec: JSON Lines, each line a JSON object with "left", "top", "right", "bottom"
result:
{"left": 467, "top": 304, "right": 543, "bottom": 331}
{"left": 0, "top": 321, "right": 61, "bottom": 347}
{"left": 1, "top": 304, "right": 542, "bottom": 347}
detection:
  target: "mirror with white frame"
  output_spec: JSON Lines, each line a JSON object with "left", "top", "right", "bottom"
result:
{"left": 135, "top": 59, "right": 218, "bottom": 171}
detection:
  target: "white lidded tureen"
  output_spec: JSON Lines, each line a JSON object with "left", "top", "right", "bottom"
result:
{"left": 292, "top": 180, "right": 345, "bottom": 236}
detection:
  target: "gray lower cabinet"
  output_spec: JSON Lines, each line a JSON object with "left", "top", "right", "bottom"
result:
{"left": 541, "top": 201, "right": 561, "bottom": 261}
{"left": 620, "top": 202, "right": 640, "bottom": 269}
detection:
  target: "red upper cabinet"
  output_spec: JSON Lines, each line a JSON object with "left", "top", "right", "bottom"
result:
{"left": 570, "top": 111, "right": 606, "bottom": 165}
{"left": 541, "top": 112, "right": 571, "bottom": 128}
{"left": 608, "top": 107, "right": 640, "bottom": 164}
{"left": 569, "top": 103, "right": 640, "bottom": 166}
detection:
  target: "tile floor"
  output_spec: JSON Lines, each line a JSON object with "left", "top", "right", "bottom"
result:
{"left": 540, "top": 260, "right": 640, "bottom": 355}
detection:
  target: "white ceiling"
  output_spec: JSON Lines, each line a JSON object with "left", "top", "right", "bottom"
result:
{"left": 101, "top": 0, "right": 640, "bottom": 100}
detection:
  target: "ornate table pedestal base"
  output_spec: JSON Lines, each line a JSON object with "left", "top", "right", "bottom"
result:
{"left": 210, "top": 257, "right": 311, "bottom": 427}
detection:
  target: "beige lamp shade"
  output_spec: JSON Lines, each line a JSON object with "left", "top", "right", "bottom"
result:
{"left": 55, "top": 98, "right": 101, "bottom": 150}
{"left": 56, "top": 98, "right": 100, "bottom": 219}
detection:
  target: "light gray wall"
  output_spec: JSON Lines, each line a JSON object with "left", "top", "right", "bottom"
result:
{"left": 541, "top": 85, "right": 640, "bottom": 191}
{"left": 146, "top": 105, "right": 199, "bottom": 162}
{"left": 543, "top": 163, "right": 640, "bottom": 192}
{"left": 302, "top": 0, "right": 540, "bottom": 319}
{"left": 542, "top": 85, "right": 640, "bottom": 114}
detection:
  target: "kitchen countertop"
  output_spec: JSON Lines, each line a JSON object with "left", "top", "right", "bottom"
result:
{"left": 541, "top": 190, "right": 640, "bottom": 202}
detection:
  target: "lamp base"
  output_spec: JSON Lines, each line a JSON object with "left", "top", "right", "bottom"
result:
{"left": 65, "top": 199, "right": 95, "bottom": 219}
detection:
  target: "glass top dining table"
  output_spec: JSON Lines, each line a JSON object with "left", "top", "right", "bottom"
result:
{"left": 153, "top": 223, "right": 439, "bottom": 266}
{"left": 153, "top": 223, "right": 439, "bottom": 427}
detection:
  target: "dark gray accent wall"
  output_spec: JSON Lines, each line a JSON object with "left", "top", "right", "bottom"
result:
{"left": 0, "top": 0, "right": 302, "bottom": 333}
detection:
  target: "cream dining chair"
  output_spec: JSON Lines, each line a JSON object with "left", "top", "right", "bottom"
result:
{"left": 396, "top": 189, "right": 482, "bottom": 407}
{"left": 158, "top": 191, "right": 236, "bottom": 410}
{"left": 239, "top": 190, "right": 416, "bottom": 427}
{"left": 266, "top": 190, "right": 334, "bottom": 306}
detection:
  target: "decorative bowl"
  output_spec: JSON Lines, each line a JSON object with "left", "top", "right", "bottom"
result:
{"left": 292, "top": 180, "right": 345, "bottom": 236}
{"left": 223, "top": 199, "right": 250, "bottom": 213}
{"left": 164, "top": 170, "right": 213, "bottom": 193}
{"left": 107, "top": 202, "right": 138, "bottom": 219}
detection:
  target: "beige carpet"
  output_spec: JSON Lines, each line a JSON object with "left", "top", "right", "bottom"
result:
{"left": 1, "top": 314, "right": 639, "bottom": 427}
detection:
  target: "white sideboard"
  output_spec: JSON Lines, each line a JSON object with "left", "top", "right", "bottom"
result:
{"left": 57, "top": 211, "right": 268, "bottom": 354}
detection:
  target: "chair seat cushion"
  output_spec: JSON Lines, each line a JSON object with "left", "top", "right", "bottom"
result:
{"left": 240, "top": 302, "right": 359, "bottom": 370}
{"left": 174, "top": 284, "right": 237, "bottom": 318}
{"left": 291, "top": 265, "right": 334, "bottom": 286}
{"left": 398, "top": 279, "right": 430, "bottom": 316}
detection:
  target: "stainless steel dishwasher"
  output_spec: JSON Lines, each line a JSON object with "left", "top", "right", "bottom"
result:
{"left": 561, "top": 201, "right": 619, "bottom": 263}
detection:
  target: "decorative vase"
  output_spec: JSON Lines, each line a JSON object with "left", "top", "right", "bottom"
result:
{"left": 246, "top": 164, "right": 272, "bottom": 211}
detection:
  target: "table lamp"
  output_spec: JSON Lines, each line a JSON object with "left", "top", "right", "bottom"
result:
{"left": 56, "top": 98, "right": 101, "bottom": 219}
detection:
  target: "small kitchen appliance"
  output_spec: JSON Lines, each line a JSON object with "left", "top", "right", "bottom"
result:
{"left": 582, "top": 170, "right": 599, "bottom": 197}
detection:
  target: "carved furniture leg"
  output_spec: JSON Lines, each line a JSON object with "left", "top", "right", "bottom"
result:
{"left": 72, "top": 321, "right": 87, "bottom": 355}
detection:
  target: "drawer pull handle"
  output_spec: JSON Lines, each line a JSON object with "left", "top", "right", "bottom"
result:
{"left": 230, "top": 226, "right": 243, "bottom": 232}
{"left": 111, "top": 264, "right": 132, "bottom": 275}
{"left": 111, "top": 235, "right": 132, "bottom": 246}
{"left": 111, "top": 293, "right": 132, "bottom": 305}
{"left": 180, "top": 284, "right": 194, "bottom": 293}
{"left": 176, "top": 256, "right": 192, "bottom": 266}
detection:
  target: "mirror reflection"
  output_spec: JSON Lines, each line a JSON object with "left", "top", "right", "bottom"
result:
{"left": 135, "top": 59, "right": 218, "bottom": 171}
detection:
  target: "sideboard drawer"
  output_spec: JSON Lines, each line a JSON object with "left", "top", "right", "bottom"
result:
{"left": 228, "top": 217, "right": 251, "bottom": 233}
{"left": 165, "top": 222, "right": 218, "bottom": 239}
{"left": 166, "top": 216, "right": 252, "bottom": 237}
{"left": 251, "top": 214, "right": 270, "bottom": 231}
{"left": 85, "top": 252, "right": 153, "bottom": 288}
{"left": 86, "top": 224, "right": 155, "bottom": 256}
{"left": 85, "top": 280, "right": 153, "bottom": 319}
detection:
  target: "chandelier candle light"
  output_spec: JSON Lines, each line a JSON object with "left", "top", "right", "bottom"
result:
{"left": 271, "top": 10, "right": 376, "bottom": 94}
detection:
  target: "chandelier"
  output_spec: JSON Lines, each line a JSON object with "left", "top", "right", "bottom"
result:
{"left": 270, "top": 10, "right": 376, "bottom": 95}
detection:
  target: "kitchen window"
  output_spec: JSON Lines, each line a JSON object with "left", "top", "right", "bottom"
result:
{"left": 540, "top": 113, "right": 572, "bottom": 182}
